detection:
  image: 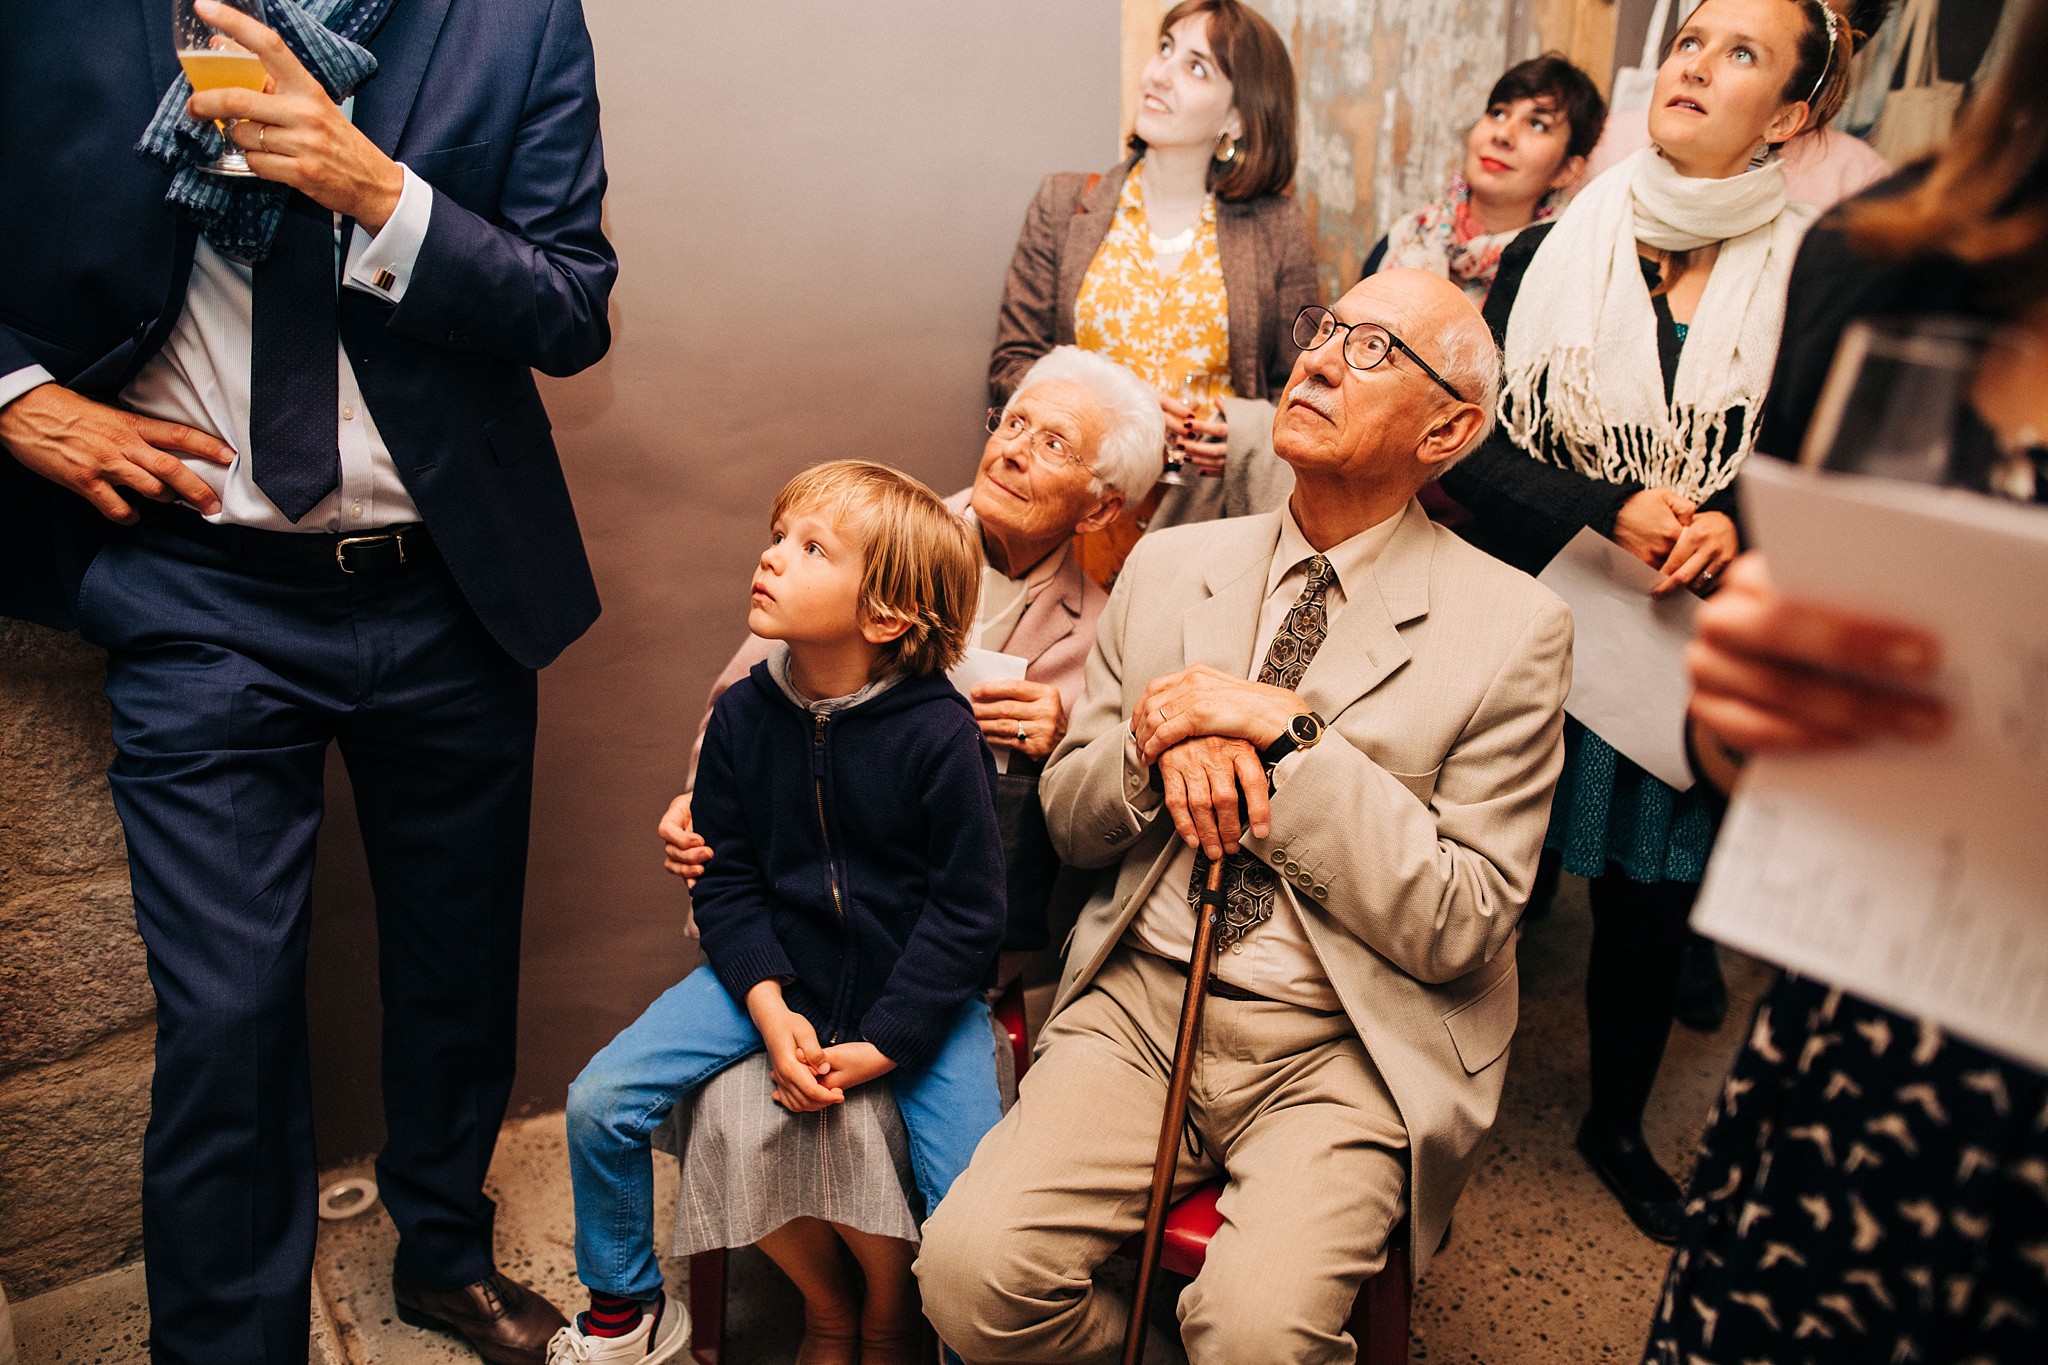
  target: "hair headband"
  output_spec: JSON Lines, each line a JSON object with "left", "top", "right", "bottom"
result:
{"left": 1804, "top": 0, "right": 1841, "bottom": 107}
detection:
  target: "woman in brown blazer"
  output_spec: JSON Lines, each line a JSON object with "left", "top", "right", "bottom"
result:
{"left": 989, "top": 0, "right": 1317, "bottom": 583}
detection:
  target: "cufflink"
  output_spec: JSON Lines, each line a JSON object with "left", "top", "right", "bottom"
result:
{"left": 372, "top": 268, "right": 396, "bottom": 291}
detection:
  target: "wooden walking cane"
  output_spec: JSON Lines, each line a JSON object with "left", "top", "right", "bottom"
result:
{"left": 1120, "top": 858, "right": 1226, "bottom": 1365}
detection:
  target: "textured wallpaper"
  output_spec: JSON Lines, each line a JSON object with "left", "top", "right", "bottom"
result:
{"left": 1258, "top": 0, "right": 1520, "bottom": 299}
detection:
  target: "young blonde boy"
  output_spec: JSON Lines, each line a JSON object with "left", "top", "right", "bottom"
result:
{"left": 555, "top": 462, "right": 1005, "bottom": 1364}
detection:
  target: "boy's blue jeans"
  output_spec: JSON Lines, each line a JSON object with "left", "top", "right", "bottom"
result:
{"left": 566, "top": 966, "right": 1003, "bottom": 1300}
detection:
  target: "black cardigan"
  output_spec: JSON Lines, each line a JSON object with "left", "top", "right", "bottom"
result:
{"left": 1762, "top": 198, "right": 2046, "bottom": 501}
{"left": 690, "top": 666, "right": 1005, "bottom": 1071}
{"left": 1439, "top": 221, "right": 1744, "bottom": 578}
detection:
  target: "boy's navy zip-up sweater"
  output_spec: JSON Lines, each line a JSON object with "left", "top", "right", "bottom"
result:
{"left": 689, "top": 662, "right": 1006, "bottom": 1071}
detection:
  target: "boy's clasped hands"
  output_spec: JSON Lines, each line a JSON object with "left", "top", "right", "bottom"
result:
{"left": 744, "top": 977, "right": 897, "bottom": 1111}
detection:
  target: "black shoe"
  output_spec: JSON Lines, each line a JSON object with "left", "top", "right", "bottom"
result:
{"left": 1575, "top": 1117, "right": 1682, "bottom": 1244}
{"left": 1674, "top": 935, "right": 1729, "bottom": 1033}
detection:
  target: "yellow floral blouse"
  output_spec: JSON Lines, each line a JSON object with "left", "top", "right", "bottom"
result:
{"left": 1071, "top": 165, "right": 1234, "bottom": 585}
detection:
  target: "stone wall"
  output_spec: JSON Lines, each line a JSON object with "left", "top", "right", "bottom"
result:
{"left": 0, "top": 620, "right": 151, "bottom": 1297}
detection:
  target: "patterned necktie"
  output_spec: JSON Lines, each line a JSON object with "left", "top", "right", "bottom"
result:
{"left": 1187, "top": 553, "right": 1335, "bottom": 951}
{"left": 249, "top": 190, "right": 341, "bottom": 523}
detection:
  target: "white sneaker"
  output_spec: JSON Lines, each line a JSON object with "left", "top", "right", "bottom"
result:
{"left": 545, "top": 1298, "right": 690, "bottom": 1364}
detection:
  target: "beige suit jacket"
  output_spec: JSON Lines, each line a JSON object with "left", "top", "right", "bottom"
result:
{"left": 1039, "top": 500, "right": 1573, "bottom": 1277}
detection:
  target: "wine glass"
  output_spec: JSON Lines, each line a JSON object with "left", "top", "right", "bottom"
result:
{"left": 1160, "top": 371, "right": 1213, "bottom": 487}
{"left": 173, "top": 0, "right": 267, "bottom": 177}
{"left": 1801, "top": 317, "right": 2041, "bottom": 503}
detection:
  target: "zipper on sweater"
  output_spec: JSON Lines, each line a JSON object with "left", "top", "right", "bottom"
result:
{"left": 811, "top": 711, "right": 849, "bottom": 1045}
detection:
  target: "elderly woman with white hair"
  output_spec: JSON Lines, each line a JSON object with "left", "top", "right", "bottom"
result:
{"left": 638, "top": 348, "right": 1162, "bottom": 1363}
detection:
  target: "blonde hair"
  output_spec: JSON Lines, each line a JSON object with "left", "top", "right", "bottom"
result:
{"left": 770, "top": 461, "right": 981, "bottom": 678}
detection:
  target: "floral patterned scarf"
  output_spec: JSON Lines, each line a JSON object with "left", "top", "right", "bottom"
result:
{"left": 1378, "top": 174, "right": 1560, "bottom": 306}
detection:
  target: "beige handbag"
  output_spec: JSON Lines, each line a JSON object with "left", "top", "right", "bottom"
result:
{"left": 1869, "top": 0, "right": 1963, "bottom": 165}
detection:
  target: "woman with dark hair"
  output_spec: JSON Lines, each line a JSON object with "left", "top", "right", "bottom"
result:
{"left": 988, "top": 0, "right": 1315, "bottom": 584}
{"left": 1437, "top": 0, "right": 1856, "bottom": 1244}
{"left": 1648, "top": 1, "right": 2048, "bottom": 1357}
{"left": 1366, "top": 54, "right": 1609, "bottom": 305}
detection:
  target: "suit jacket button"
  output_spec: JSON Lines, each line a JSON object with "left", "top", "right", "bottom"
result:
{"left": 1296, "top": 872, "right": 1313, "bottom": 888}
{"left": 1312, "top": 884, "right": 1329, "bottom": 898}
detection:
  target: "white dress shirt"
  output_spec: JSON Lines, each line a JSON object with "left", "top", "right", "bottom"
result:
{"left": 0, "top": 101, "right": 434, "bottom": 533}
{"left": 1127, "top": 503, "right": 1404, "bottom": 1009}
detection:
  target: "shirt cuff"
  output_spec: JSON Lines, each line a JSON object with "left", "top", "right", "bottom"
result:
{"left": 0, "top": 365, "right": 56, "bottom": 413}
{"left": 1122, "top": 730, "right": 1163, "bottom": 815}
{"left": 345, "top": 165, "right": 433, "bottom": 303}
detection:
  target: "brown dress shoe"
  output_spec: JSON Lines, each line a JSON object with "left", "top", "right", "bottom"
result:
{"left": 392, "top": 1269, "right": 570, "bottom": 1365}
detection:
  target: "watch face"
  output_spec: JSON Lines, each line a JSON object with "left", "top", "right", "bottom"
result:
{"left": 1290, "top": 713, "right": 1321, "bottom": 744}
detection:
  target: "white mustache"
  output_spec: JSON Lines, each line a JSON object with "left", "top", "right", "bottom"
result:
{"left": 1287, "top": 378, "right": 1338, "bottom": 420}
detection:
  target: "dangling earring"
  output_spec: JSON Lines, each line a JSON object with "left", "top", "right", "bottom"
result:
{"left": 1214, "top": 131, "right": 1238, "bottom": 164}
{"left": 1747, "top": 141, "right": 1772, "bottom": 169}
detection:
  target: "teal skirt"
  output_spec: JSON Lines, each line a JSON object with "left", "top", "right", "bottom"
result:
{"left": 1545, "top": 719, "right": 1718, "bottom": 885}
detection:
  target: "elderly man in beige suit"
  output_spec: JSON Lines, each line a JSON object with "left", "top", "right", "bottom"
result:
{"left": 917, "top": 271, "right": 1574, "bottom": 1364}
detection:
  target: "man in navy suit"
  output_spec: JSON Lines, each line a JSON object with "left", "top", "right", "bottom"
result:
{"left": 0, "top": 2, "right": 615, "bottom": 1361}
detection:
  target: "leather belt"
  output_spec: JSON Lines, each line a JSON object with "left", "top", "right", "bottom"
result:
{"left": 132, "top": 501, "right": 437, "bottom": 577}
{"left": 1148, "top": 950, "right": 1283, "bottom": 1004}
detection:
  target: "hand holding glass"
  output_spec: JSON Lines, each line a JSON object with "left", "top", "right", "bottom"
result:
{"left": 174, "top": 0, "right": 267, "bottom": 177}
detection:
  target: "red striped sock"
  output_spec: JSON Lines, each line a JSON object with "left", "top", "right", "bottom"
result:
{"left": 583, "top": 1291, "right": 643, "bottom": 1339}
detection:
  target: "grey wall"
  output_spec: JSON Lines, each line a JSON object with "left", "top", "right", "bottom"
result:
{"left": 309, "top": 0, "right": 1121, "bottom": 1162}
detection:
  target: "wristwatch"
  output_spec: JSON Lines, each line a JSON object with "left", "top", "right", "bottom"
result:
{"left": 1259, "top": 711, "right": 1325, "bottom": 768}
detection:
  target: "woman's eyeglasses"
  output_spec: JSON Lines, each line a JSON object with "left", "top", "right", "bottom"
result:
{"left": 1291, "top": 305, "right": 1468, "bottom": 403}
{"left": 986, "top": 408, "right": 1090, "bottom": 472}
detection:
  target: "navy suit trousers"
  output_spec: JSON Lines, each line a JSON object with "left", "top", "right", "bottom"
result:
{"left": 76, "top": 527, "right": 537, "bottom": 1365}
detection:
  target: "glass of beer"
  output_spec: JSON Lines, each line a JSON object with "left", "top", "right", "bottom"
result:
{"left": 174, "top": 0, "right": 267, "bottom": 177}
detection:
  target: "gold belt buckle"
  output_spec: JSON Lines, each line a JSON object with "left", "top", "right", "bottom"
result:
{"left": 334, "top": 533, "right": 403, "bottom": 575}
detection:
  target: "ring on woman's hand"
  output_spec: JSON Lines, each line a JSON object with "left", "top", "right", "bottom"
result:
{"left": 1015, "top": 722, "right": 1027, "bottom": 745}
{"left": 1696, "top": 567, "right": 1720, "bottom": 590}
{"left": 257, "top": 124, "right": 268, "bottom": 152}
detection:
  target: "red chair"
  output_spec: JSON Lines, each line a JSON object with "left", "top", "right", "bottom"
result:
{"left": 686, "top": 980, "right": 1037, "bottom": 1363}
{"left": 1139, "top": 1184, "right": 1412, "bottom": 1365}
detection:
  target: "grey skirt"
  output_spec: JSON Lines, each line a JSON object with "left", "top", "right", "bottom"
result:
{"left": 661, "top": 1053, "right": 922, "bottom": 1256}
{"left": 657, "top": 1016, "right": 1019, "bottom": 1257}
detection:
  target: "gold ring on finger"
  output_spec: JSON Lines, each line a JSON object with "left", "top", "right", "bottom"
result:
{"left": 257, "top": 124, "right": 268, "bottom": 152}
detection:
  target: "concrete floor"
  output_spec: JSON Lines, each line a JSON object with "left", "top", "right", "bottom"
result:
{"left": 12, "top": 874, "right": 1768, "bottom": 1364}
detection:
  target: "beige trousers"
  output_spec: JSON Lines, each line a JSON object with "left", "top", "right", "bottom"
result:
{"left": 917, "top": 947, "right": 1408, "bottom": 1365}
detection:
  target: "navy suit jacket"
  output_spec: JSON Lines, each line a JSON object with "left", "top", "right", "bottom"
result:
{"left": 0, "top": 0, "right": 617, "bottom": 669}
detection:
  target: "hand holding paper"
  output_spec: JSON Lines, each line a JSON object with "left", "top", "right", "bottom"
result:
{"left": 1692, "top": 458, "right": 2048, "bottom": 1070}
{"left": 1536, "top": 527, "right": 1701, "bottom": 790}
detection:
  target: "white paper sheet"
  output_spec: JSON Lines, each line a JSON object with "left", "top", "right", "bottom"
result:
{"left": 1692, "top": 457, "right": 2048, "bottom": 1069}
{"left": 946, "top": 648, "right": 1030, "bottom": 773}
{"left": 1536, "top": 527, "right": 1700, "bottom": 790}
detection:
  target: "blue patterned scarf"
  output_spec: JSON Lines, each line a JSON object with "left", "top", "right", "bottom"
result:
{"left": 136, "top": 0, "right": 398, "bottom": 262}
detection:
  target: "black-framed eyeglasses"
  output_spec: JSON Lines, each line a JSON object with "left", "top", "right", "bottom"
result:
{"left": 1291, "top": 306, "right": 1467, "bottom": 404}
{"left": 985, "top": 407, "right": 1090, "bottom": 473}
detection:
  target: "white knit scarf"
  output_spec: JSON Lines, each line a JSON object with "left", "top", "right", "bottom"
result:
{"left": 1499, "top": 148, "right": 1818, "bottom": 502}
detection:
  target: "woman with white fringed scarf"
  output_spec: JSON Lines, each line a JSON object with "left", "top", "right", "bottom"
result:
{"left": 1437, "top": 0, "right": 1856, "bottom": 1245}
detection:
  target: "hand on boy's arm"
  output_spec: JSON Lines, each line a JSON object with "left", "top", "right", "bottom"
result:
{"left": 815, "top": 1041, "right": 897, "bottom": 1092}
{"left": 745, "top": 978, "right": 843, "bottom": 1111}
{"left": 658, "top": 792, "right": 714, "bottom": 892}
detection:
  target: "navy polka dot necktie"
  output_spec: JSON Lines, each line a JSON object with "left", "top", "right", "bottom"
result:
{"left": 249, "top": 190, "right": 341, "bottom": 524}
